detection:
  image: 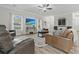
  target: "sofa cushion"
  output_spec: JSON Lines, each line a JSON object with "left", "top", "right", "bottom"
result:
{"left": 61, "top": 29, "right": 72, "bottom": 38}
{"left": 67, "top": 32, "right": 73, "bottom": 39}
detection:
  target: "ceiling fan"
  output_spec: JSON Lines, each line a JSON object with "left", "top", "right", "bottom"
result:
{"left": 37, "top": 4, "right": 53, "bottom": 12}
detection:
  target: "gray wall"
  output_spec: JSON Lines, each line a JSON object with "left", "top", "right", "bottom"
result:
{"left": 0, "top": 7, "right": 42, "bottom": 30}
{"left": 54, "top": 13, "right": 72, "bottom": 27}
{"left": 0, "top": 7, "right": 10, "bottom": 29}
{"left": 0, "top": 7, "right": 42, "bottom": 35}
{"left": 0, "top": 6, "right": 73, "bottom": 35}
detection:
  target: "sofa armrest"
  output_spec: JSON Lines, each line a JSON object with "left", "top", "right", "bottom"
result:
{"left": 63, "top": 38, "right": 73, "bottom": 52}
{"left": 56, "top": 36, "right": 73, "bottom": 52}
{"left": 9, "top": 38, "right": 35, "bottom": 54}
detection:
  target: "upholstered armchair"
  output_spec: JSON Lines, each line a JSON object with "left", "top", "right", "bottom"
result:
{"left": 0, "top": 25, "right": 35, "bottom": 54}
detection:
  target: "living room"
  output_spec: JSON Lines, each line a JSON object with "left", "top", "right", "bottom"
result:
{"left": 0, "top": 4, "right": 79, "bottom": 54}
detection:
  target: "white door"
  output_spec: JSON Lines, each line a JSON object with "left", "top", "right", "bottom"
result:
{"left": 73, "top": 13, "right": 79, "bottom": 31}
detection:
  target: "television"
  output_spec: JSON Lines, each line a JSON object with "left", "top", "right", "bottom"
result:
{"left": 26, "top": 17, "right": 36, "bottom": 25}
{"left": 58, "top": 18, "right": 66, "bottom": 26}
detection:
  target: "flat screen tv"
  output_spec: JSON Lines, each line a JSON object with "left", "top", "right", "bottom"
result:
{"left": 58, "top": 18, "right": 66, "bottom": 26}
{"left": 26, "top": 17, "right": 36, "bottom": 25}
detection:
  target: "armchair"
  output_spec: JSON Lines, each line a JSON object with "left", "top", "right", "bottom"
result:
{"left": 0, "top": 25, "right": 35, "bottom": 54}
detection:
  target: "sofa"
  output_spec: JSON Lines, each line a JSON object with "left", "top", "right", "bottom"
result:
{"left": 0, "top": 25, "right": 35, "bottom": 54}
{"left": 45, "top": 29, "right": 73, "bottom": 53}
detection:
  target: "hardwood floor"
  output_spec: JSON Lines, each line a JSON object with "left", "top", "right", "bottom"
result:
{"left": 35, "top": 44, "right": 79, "bottom": 54}
{"left": 35, "top": 45, "right": 79, "bottom": 54}
{"left": 16, "top": 34, "right": 79, "bottom": 54}
{"left": 35, "top": 45, "right": 65, "bottom": 54}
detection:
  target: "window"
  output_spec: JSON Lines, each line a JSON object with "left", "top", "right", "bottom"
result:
{"left": 12, "top": 15, "right": 23, "bottom": 31}
{"left": 58, "top": 18, "right": 66, "bottom": 26}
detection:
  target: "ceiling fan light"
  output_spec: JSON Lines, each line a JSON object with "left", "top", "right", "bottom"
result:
{"left": 44, "top": 10, "right": 46, "bottom": 12}
{"left": 37, "top": 4, "right": 53, "bottom": 12}
{"left": 43, "top": 8, "right": 46, "bottom": 10}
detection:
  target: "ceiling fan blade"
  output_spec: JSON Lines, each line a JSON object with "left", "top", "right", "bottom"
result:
{"left": 47, "top": 8, "right": 52, "bottom": 10}
{"left": 47, "top": 4, "right": 50, "bottom": 7}
{"left": 38, "top": 5, "right": 43, "bottom": 8}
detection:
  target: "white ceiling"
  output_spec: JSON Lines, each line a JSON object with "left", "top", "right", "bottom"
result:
{"left": 0, "top": 4, "right": 79, "bottom": 16}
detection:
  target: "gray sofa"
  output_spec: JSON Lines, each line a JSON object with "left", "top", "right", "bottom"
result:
{"left": 0, "top": 25, "right": 35, "bottom": 54}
